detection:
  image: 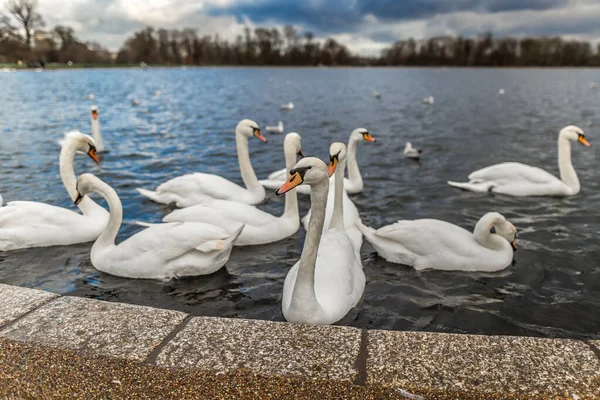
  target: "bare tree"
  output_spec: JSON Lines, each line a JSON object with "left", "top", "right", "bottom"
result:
{"left": 8, "top": 0, "right": 44, "bottom": 49}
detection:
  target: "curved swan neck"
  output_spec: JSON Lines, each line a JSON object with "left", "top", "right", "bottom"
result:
{"left": 473, "top": 214, "right": 505, "bottom": 250}
{"left": 91, "top": 116, "right": 104, "bottom": 152}
{"left": 236, "top": 132, "right": 260, "bottom": 189}
{"left": 558, "top": 135, "right": 580, "bottom": 193}
{"left": 329, "top": 157, "right": 346, "bottom": 230}
{"left": 283, "top": 145, "right": 299, "bottom": 218}
{"left": 291, "top": 179, "right": 329, "bottom": 311}
{"left": 59, "top": 139, "right": 96, "bottom": 214}
{"left": 91, "top": 178, "right": 122, "bottom": 248}
{"left": 346, "top": 137, "right": 363, "bottom": 191}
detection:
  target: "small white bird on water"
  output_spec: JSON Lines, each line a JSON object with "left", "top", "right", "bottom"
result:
{"left": 404, "top": 142, "right": 422, "bottom": 160}
{"left": 498, "top": 88, "right": 505, "bottom": 95}
{"left": 281, "top": 102, "right": 294, "bottom": 110}
{"left": 422, "top": 96, "right": 434, "bottom": 104}
{"left": 132, "top": 99, "right": 141, "bottom": 106}
{"left": 266, "top": 121, "right": 284, "bottom": 133}
{"left": 86, "top": 93, "right": 94, "bottom": 100}
{"left": 373, "top": 91, "right": 381, "bottom": 99}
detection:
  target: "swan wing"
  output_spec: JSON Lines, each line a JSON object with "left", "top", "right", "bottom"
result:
{"left": 0, "top": 201, "right": 84, "bottom": 228}
{"left": 266, "top": 168, "right": 287, "bottom": 181}
{"left": 164, "top": 200, "right": 277, "bottom": 228}
{"left": 468, "top": 162, "right": 559, "bottom": 185}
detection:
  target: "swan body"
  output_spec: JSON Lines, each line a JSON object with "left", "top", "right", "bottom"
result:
{"left": 301, "top": 142, "right": 363, "bottom": 251}
{"left": 137, "top": 119, "right": 267, "bottom": 207}
{"left": 159, "top": 133, "right": 304, "bottom": 246}
{"left": 260, "top": 128, "right": 375, "bottom": 195}
{"left": 359, "top": 212, "right": 517, "bottom": 272}
{"left": 59, "top": 106, "right": 104, "bottom": 152}
{"left": 265, "top": 121, "right": 284, "bottom": 134}
{"left": 76, "top": 174, "right": 242, "bottom": 280}
{"left": 276, "top": 157, "right": 365, "bottom": 325}
{"left": 281, "top": 102, "right": 294, "bottom": 110}
{"left": 423, "top": 96, "right": 434, "bottom": 104}
{"left": 448, "top": 126, "right": 590, "bottom": 197}
{"left": 404, "top": 142, "right": 422, "bottom": 160}
{"left": 0, "top": 134, "right": 108, "bottom": 251}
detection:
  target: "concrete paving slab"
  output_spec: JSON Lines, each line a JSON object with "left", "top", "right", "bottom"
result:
{"left": 0, "top": 296, "right": 187, "bottom": 361}
{"left": 367, "top": 330, "right": 600, "bottom": 399}
{"left": 156, "top": 316, "right": 361, "bottom": 381}
{"left": 0, "top": 283, "right": 57, "bottom": 326}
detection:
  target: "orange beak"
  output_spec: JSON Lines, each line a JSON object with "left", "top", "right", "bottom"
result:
{"left": 363, "top": 133, "right": 376, "bottom": 142}
{"left": 328, "top": 157, "right": 338, "bottom": 177}
{"left": 276, "top": 172, "right": 302, "bottom": 195}
{"left": 578, "top": 136, "right": 590, "bottom": 147}
{"left": 87, "top": 148, "right": 100, "bottom": 164}
{"left": 511, "top": 240, "right": 518, "bottom": 251}
{"left": 254, "top": 129, "right": 267, "bottom": 143}
{"left": 91, "top": 111, "right": 98, "bottom": 120}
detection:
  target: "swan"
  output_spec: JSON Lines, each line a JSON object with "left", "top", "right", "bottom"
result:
{"left": 448, "top": 126, "right": 590, "bottom": 196}
{"left": 373, "top": 91, "right": 381, "bottom": 99}
{"left": 0, "top": 134, "right": 109, "bottom": 251}
{"left": 260, "top": 128, "right": 376, "bottom": 194}
{"left": 265, "top": 121, "right": 284, "bottom": 134}
{"left": 302, "top": 142, "right": 362, "bottom": 252}
{"left": 498, "top": 89, "right": 505, "bottom": 95}
{"left": 157, "top": 133, "right": 305, "bottom": 246}
{"left": 281, "top": 102, "right": 294, "bottom": 110}
{"left": 359, "top": 212, "right": 517, "bottom": 272}
{"left": 423, "top": 96, "right": 434, "bottom": 104}
{"left": 404, "top": 142, "right": 422, "bottom": 160}
{"left": 59, "top": 106, "right": 105, "bottom": 153}
{"left": 74, "top": 173, "right": 243, "bottom": 280}
{"left": 137, "top": 119, "right": 267, "bottom": 207}
{"left": 276, "top": 157, "right": 365, "bottom": 325}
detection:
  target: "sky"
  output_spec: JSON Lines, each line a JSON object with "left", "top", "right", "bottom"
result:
{"left": 28, "top": 0, "right": 600, "bottom": 56}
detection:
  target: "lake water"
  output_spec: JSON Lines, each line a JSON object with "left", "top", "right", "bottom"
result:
{"left": 0, "top": 67, "right": 598, "bottom": 339}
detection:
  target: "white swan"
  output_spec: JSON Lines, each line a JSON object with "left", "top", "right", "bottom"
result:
{"left": 423, "top": 96, "right": 434, "bottom": 104}
{"left": 276, "top": 157, "right": 365, "bottom": 325}
{"left": 265, "top": 121, "right": 284, "bottom": 134}
{"left": 0, "top": 134, "right": 109, "bottom": 251}
{"left": 158, "top": 133, "right": 304, "bottom": 246}
{"left": 448, "top": 126, "right": 590, "bottom": 196}
{"left": 260, "top": 128, "right": 376, "bottom": 194}
{"left": 59, "top": 106, "right": 105, "bottom": 153}
{"left": 359, "top": 212, "right": 517, "bottom": 272}
{"left": 404, "top": 142, "right": 422, "bottom": 160}
{"left": 74, "top": 173, "right": 242, "bottom": 280}
{"left": 137, "top": 119, "right": 267, "bottom": 207}
{"left": 498, "top": 88, "right": 505, "bottom": 95}
{"left": 301, "top": 143, "right": 362, "bottom": 251}
{"left": 281, "top": 102, "right": 294, "bottom": 110}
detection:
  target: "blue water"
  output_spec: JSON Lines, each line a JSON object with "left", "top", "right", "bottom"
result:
{"left": 0, "top": 67, "right": 598, "bottom": 339}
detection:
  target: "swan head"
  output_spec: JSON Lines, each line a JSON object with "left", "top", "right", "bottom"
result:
{"left": 65, "top": 133, "right": 100, "bottom": 164}
{"left": 489, "top": 212, "right": 518, "bottom": 251}
{"left": 351, "top": 128, "right": 376, "bottom": 143}
{"left": 275, "top": 157, "right": 328, "bottom": 195}
{"left": 73, "top": 173, "right": 100, "bottom": 204}
{"left": 236, "top": 119, "right": 267, "bottom": 143}
{"left": 560, "top": 125, "right": 590, "bottom": 147}
{"left": 328, "top": 142, "right": 346, "bottom": 177}
{"left": 90, "top": 105, "right": 99, "bottom": 120}
{"left": 284, "top": 132, "right": 304, "bottom": 159}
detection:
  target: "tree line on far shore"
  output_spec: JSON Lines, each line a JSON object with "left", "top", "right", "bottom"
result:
{"left": 3, "top": 0, "right": 600, "bottom": 67}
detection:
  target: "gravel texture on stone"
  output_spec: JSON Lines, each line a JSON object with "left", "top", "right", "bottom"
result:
{"left": 0, "top": 296, "right": 187, "bottom": 361}
{"left": 367, "top": 330, "right": 600, "bottom": 399}
{"left": 0, "top": 283, "right": 57, "bottom": 326}
{"left": 156, "top": 316, "right": 362, "bottom": 381}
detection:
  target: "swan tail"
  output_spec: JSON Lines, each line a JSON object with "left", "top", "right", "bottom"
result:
{"left": 135, "top": 221, "right": 158, "bottom": 227}
{"left": 137, "top": 188, "right": 175, "bottom": 205}
{"left": 447, "top": 180, "right": 495, "bottom": 193}
{"left": 357, "top": 220, "right": 377, "bottom": 239}
{"left": 196, "top": 224, "right": 245, "bottom": 252}
{"left": 259, "top": 179, "right": 283, "bottom": 190}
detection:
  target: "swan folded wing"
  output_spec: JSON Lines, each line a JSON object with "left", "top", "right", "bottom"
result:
{"left": 165, "top": 201, "right": 276, "bottom": 228}
{"left": 468, "top": 162, "right": 559, "bottom": 185}
{"left": 156, "top": 173, "right": 248, "bottom": 201}
{"left": 117, "top": 222, "right": 231, "bottom": 261}
{"left": 267, "top": 168, "right": 287, "bottom": 181}
{"left": 0, "top": 201, "right": 85, "bottom": 228}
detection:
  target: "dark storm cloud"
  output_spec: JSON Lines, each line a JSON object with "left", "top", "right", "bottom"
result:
{"left": 206, "top": 0, "right": 569, "bottom": 33}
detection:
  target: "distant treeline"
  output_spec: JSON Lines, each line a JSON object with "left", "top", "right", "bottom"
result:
{"left": 2, "top": 0, "right": 600, "bottom": 67}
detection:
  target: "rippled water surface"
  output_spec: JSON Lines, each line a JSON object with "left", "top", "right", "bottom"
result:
{"left": 0, "top": 67, "right": 598, "bottom": 339}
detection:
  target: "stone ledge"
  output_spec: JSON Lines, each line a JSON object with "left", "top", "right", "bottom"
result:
{"left": 0, "top": 283, "right": 599, "bottom": 399}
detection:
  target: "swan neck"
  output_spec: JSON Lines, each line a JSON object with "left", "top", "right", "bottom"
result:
{"left": 59, "top": 140, "right": 98, "bottom": 215}
{"left": 558, "top": 136, "right": 579, "bottom": 193}
{"left": 283, "top": 145, "right": 299, "bottom": 218}
{"left": 291, "top": 179, "right": 328, "bottom": 311}
{"left": 91, "top": 117, "right": 103, "bottom": 152}
{"left": 92, "top": 179, "right": 122, "bottom": 248}
{"left": 236, "top": 132, "right": 260, "bottom": 189}
{"left": 346, "top": 138, "right": 363, "bottom": 191}
{"left": 329, "top": 157, "right": 345, "bottom": 230}
{"left": 473, "top": 215, "right": 504, "bottom": 250}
